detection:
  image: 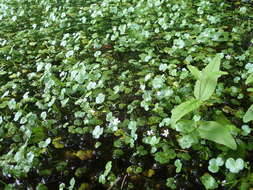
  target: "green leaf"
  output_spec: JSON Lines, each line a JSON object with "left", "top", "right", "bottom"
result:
{"left": 92, "top": 125, "right": 103, "bottom": 139}
{"left": 241, "top": 125, "right": 251, "bottom": 136}
{"left": 198, "top": 121, "right": 237, "bottom": 150}
{"left": 154, "top": 149, "right": 176, "bottom": 164}
{"left": 194, "top": 55, "right": 226, "bottom": 101}
{"left": 104, "top": 161, "right": 112, "bottom": 176}
{"left": 52, "top": 137, "right": 64, "bottom": 149}
{"left": 214, "top": 114, "right": 240, "bottom": 135}
{"left": 246, "top": 73, "right": 253, "bottom": 84}
{"left": 166, "top": 178, "right": 177, "bottom": 189}
{"left": 152, "top": 76, "right": 164, "bottom": 89}
{"left": 171, "top": 99, "right": 202, "bottom": 125}
{"left": 99, "top": 161, "right": 112, "bottom": 184}
{"left": 225, "top": 158, "right": 244, "bottom": 173}
{"left": 243, "top": 104, "right": 253, "bottom": 123}
{"left": 216, "top": 157, "right": 224, "bottom": 166}
{"left": 59, "top": 183, "right": 65, "bottom": 190}
{"left": 178, "top": 134, "right": 195, "bottom": 149}
{"left": 36, "top": 183, "right": 48, "bottom": 190}
{"left": 148, "top": 136, "right": 160, "bottom": 146}
{"left": 247, "top": 88, "right": 253, "bottom": 92}
{"left": 96, "top": 93, "right": 105, "bottom": 104}
{"left": 69, "top": 177, "right": 75, "bottom": 190}
{"left": 201, "top": 174, "right": 218, "bottom": 189}
{"left": 194, "top": 72, "right": 225, "bottom": 101}
{"left": 8, "top": 99, "right": 16, "bottom": 110}
{"left": 203, "top": 54, "right": 223, "bottom": 74}
{"left": 174, "top": 159, "right": 182, "bottom": 173}
{"left": 208, "top": 163, "right": 219, "bottom": 173}
{"left": 187, "top": 65, "right": 201, "bottom": 80}
{"left": 208, "top": 158, "right": 223, "bottom": 173}
{"left": 14, "top": 111, "right": 22, "bottom": 121}
{"left": 38, "top": 138, "right": 51, "bottom": 148}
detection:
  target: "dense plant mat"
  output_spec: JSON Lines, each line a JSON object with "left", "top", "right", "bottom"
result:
{"left": 1, "top": 0, "right": 253, "bottom": 189}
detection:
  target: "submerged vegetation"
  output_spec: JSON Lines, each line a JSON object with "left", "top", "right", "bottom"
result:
{"left": 0, "top": 0, "right": 253, "bottom": 189}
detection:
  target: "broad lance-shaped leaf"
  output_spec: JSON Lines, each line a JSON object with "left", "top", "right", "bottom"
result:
{"left": 214, "top": 113, "right": 240, "bottom": 134}
{"left": 194, "top": 55, "right": 226, "bottom": 101}
{"left": 203, "top": 54, "right": 222, "bottom": 73}
{"left": 246, "top": 73, "right": 253, "bottom": 85}
{"left": 194, "top": 71, "right": 227, "bottom": 101}
{"left": 243, "top": 104, "right": 253, "bottom": 123}
{"left": 187, "top": 65, "right": 201, "bottom": 80}
{"left": 171, "top": 99, "right": 202, "bottom": 126}
{"left": 198, "top": 121, "right": 237, "bottom": 150}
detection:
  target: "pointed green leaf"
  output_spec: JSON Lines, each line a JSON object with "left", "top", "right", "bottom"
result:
{"left": 194, "top": 80, "right": 202, "bottom": 100}
{"left": 171, "top": 99, "right": 202, "bottom": 126}
{"left": 214, "top": 114, "right": 240, "bottom": 134}
{"left": 247, "top": 88, "right": 253, "bottom": 92}
{"left": 194, "top": 72, "right": 221, "bottom": 101}
{"left": 194, "top": 55, "right": 225, "bottom": 101}
{"left": 198, "top": 121, "right": 237, "bottom": 150}
{"left": 246, "top": 73, "right": 253, "bottom": 85}
{"left": 203, "top": 54, "right": 222, "bottom": 74}
{"left": 187, "top": 65, "right": 201, "bottom": 80}
{"left": 210, "top": 71, "right": 228, "bottom": 76}
{"left": 243, "top": 104, "right": 253, "bottom": 123}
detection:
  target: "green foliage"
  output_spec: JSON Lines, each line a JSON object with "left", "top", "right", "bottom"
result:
{"left": 174, "top": 159, "right": 182, "bottom": 173}
{"left": 171, "top": 99, "right": 202, "bottom": 126}
{"left": 171, "top": 55, "right": 237, "bottom": 150}
{"left": 99, "top": 161, "right": 112, "bottom": 184}
{"left": 241, "top": 125, "right": 251, "bottom": 136}
{"left": 201, "top": 174, "right": 218, "bottom": 190}
{"left": 225, "top": 158, "right": 244, "bottom": 173}
{"left": 36, "top": 183, "right": 48, "bottom": 190}
{"left": 193, "top": 54, "right": 226, "bottom": 101}
{"left": 154, "top": 149, "right": 176, "bottom": 164}
{"left": 246, "top": 73, "right": 253, "bottom": 85}
{"left": 166, "top": 178, "right": 177, "bottom": 189}
{"left": 68, "top": 178, "right": 75, "bottom": 190}
{"left": 208, "top": 157, "right": 224, "bottom": 173}
{"left": 92, "top": 125, "right": 104, "bottom": 139}
{"left": 0, "top": 0, "right": 253, "bottom": 189}
{"left": 198, "top": 121, "right": 237, "bottom": 150}
{"left": 243, "top": 104, "right": 253, "bottom": 123}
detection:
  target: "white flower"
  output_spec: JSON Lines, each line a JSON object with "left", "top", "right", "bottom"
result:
{"left": 111, "top": 118, "right": 120, "bottom": 126}
{"left": 161, "top": 129, "right": 169, "bottom": 137}
{"left": 147, "top": 130, "right": 154, "bottom": 136}
{"left": 225, "top": 55, "right": 231, "bottom": 60}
